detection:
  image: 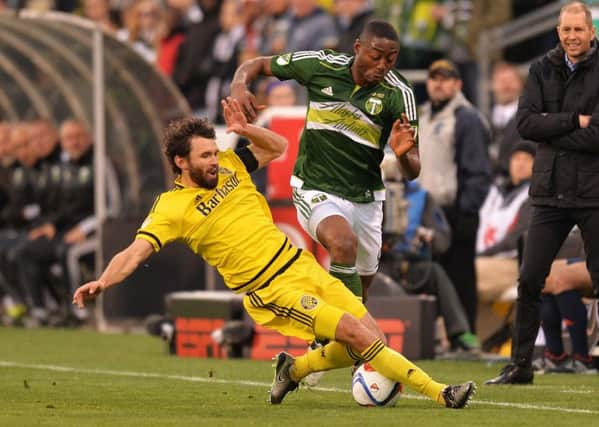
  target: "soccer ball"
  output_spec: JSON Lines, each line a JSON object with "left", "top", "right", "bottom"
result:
{"left": 351, "top": 363, "right": 402, "bottom": 407}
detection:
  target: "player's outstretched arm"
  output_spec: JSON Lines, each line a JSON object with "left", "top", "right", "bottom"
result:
{"left": 389, "top": 113, "right": 421, "bottom": 180}
{"left": 230, "top": 56, "right": 273, "bottom": 122}
{"left": 72, "top": 238, "right": 154, "bottom": 308}
{"left": 222, "top": 97, "right": 287, "bottom": 169}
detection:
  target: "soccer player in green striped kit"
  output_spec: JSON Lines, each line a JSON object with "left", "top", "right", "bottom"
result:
{"left": 231, "top": 19, "right": 420, "bottom": 305}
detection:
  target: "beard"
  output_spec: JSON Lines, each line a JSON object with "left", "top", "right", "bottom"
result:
{"left": 189, "top": 166, "right": 218, "bottom": 189}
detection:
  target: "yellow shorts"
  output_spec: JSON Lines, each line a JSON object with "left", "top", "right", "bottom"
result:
{"left": 243, "top": 250, "right": 367, "bottom": 342}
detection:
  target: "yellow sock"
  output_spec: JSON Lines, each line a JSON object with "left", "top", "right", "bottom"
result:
{"left": 360, "top": 339, "right": 447, "bottom": 405}
{"left": 291, "top": 341, "right": 359, "bottom": 381}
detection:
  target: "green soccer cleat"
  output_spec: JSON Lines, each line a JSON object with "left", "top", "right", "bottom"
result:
{"left": 269, "top": 352, "right": 299, "bottom": 404}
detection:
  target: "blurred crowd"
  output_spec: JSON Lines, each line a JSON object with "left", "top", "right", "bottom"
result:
{"left": 0, "top": 0, "right": 562, "bottom": 115}
{"left": 0, "top": 119, "right": 120, "bottom": 327}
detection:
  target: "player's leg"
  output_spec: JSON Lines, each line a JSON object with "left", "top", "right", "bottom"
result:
{"left": 353, "top": 200, "right": 383, "bottom": 302}
{"left": 263, "top": 256, "right": 473, "bottom": 407}
{"left": 295, "top": 305, "right": 474, "bottom": 408}
{"left": 292, "top": 188, "right": 362, "bottom": 298}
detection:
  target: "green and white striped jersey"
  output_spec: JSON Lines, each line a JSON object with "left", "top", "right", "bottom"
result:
{"left": 270, "top": 49, "right": 418, "bottom": 203}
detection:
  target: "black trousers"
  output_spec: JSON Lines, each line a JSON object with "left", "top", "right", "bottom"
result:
{"left": 512, "top": 206, "right": 599, "bottom": 367}
{"left": 18, "top": 235, "right": 68, "bottom": 310}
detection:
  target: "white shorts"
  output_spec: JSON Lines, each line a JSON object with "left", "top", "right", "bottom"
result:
{"left": 291, "top": 187, "right": 383, "bottom": 275}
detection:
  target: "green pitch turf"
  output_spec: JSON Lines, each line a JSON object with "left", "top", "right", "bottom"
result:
{"left": 1, "top": 326, "right": 598, "bottom": 426}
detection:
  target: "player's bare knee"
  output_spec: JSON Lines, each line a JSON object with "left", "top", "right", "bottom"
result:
{"left": 327, "top": 234, "right": 358, "bottom": 262}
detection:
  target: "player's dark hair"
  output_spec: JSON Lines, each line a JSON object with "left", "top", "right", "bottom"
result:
{"left": 359, "top": 19, "right": 399, "bottom": 44}
{"left": 163, "top": 117, "right": 216, "bottom": 174}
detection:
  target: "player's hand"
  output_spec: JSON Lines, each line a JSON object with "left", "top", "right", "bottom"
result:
{"left": 389, "top": 113, "right": 416, "bottom": 157}
{"left": 222, "top": 97, "right": 249, "bottom": 136}
{"left": 72, "top": 280, "right": 104, "bottom": 308}
{"left": 229, "top": 82, "right": 265, "bottom": 122}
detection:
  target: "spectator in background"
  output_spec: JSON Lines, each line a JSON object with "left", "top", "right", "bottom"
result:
{"left": 334, "top": 0, "right": 374, "bottom": 55}
{"left": 285, "top": 0, "right": 338, "bottom": 52}
{"left": 475, "top": 141, "right": 534, "bottom": 340}
{"left": 165, "top": 0, "right": 203, "bottom": 30}
{"left": 1, "top": 125, "right": 40, "bottom": 231}
{"left": 0, "top": 124, "right": 39, "bottom": 325}
{"left": 418, "top": 59, "right": 492, "bottom": 334}
{"left": 205, "top": 0, "right": 246, "bottom": 123}
{"left": 377, "top": 175, "right": 481, "bottom": 355}
{"left": 436, "top": 0, "right": 511, "bottom": 105}
{"left": 18, "top": 120, "right": 95, "bottom": 326}
{"left": 117, "top": 0, "right": 165, "bottom": 63}
{"left": 489, "top": 62, "right": 526, "bottom": 177}
{"left": 27, "top": 119, "right": 62, "bottom": 235}
{"left": 173, "top": 0, "right": 222, "bottom": 116}
{"left": 536, "top": 244, "right": 597, "bottom": 374}
{"left": 377, "top": 0, "right": 448, "bottom": 70}
{"left": 237, "top": 0, "right": 264, "bottom": 65}
{"left": 0, "top": 122, "right": 13, "bottom": 209}
{"left": 81, "top": 0, "right": 119, "bottom": 34}
{"left": 156, "top": 7, "right": 187, "bottom": 77}
{"left": 265, "top": 79, "right": 298, "bottom": 107}
{"left": 260, "top": 0, "right": 290, "bottom": 55}
{"left": 237, "top": 79, "right": 299, "bottom": 195}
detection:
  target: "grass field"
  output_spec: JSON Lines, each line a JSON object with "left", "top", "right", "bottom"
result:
{"left": 1, "top": 327, "right": 598, "bottom": 426}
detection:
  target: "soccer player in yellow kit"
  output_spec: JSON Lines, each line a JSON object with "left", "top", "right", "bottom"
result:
{"left": 72, "top": 98, "right": 475, "bottom": 408}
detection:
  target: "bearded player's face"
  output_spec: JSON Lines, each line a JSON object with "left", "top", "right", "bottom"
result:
{"left": 186, "top": 136, "right": 219, "bottom": 189}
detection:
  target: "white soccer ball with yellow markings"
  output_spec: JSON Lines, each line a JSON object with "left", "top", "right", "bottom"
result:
{"left": 351, "top": 363, "right": 402, "bottom": 407}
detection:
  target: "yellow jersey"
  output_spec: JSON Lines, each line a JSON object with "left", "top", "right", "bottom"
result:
{"left": 136, "top": 149, "right": 301, "bottom": 294}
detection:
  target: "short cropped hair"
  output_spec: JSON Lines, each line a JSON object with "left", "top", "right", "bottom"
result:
{"left": 559, "top": 1, "right": 593, "bottom": 27}
{"left": 163, "top": 117, "right": 216, "bottom": 174}
{"left": 359, "top": 19, "right": 399, "bottom": 44}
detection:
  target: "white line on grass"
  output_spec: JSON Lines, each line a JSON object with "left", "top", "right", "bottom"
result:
{"left": 1, "top": 360, "right": 597, "bottom": 415}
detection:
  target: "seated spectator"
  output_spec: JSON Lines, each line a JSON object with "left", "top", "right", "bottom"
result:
{"left": 0, "top": 124, "right": 40, "bottom": 325}
{"left": 475, "top": 141, "right": 535, "bottom": 342}
{"left": 17, "top": 120, "right": 95, "bottom": 326}
{"left": 377, "top": 175, "right": 480, "bottom": 355}
{"left": 533, "top": 231, "right": 597, "bottom": 374}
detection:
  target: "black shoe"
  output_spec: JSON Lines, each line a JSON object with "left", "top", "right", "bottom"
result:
{"left": 442, "top": 381, "right": 476, "bottom": 409}
{"left": 269, "top": 352, "right": 299, "bottom": 404}
{"left": 485, "top": 363, "right": 533, "bottom": 385}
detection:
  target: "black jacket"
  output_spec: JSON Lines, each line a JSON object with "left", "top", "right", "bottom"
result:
{"left": 516, "top": 39, "right": 599, "bottom": 208}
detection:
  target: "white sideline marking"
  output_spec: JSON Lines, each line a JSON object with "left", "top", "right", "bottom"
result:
{"left": 1, "top": 360, "right": 597, "bottom": 415}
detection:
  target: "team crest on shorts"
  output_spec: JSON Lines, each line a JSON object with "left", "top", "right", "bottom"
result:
{"left": 311, "top": 194, "right": 327, "bottom": 204}
{"left": 300, "top": 295, "right": 319, "bottom": 310}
